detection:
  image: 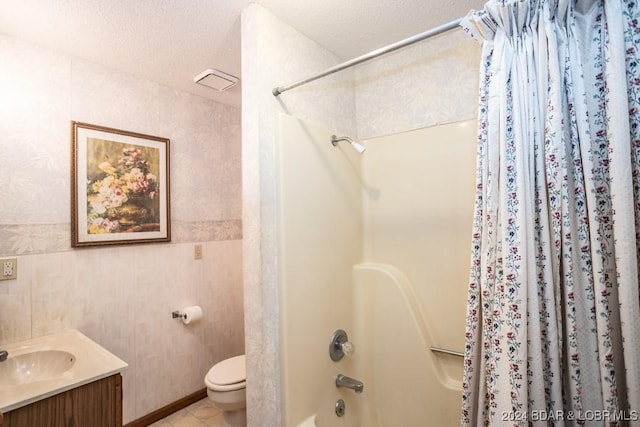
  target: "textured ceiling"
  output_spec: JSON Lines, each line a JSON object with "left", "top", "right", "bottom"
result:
{"left": 0, "top": 0, "right": 487, "bottom": 107}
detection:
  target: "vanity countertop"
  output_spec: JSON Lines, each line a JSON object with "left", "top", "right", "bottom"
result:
{"left": 0, "top": 329, "right": 128, "bottom": 412}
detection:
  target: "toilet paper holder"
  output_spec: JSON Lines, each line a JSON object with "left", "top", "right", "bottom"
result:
{"left": 171, "top": 310, "right": 186, "bottom": 320}
{"left": 171, "top": 306, "right": 203, "bottom": 324}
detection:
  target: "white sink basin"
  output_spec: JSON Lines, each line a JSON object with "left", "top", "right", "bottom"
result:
{"left": 0, "top": 330, "right": 127, "bottom": 413}
{"left": 0, "top": 350, "right": 76, "bottom": 386}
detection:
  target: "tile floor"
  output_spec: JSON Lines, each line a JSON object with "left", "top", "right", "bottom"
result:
{"left": 149, "top": 398, "right": 224, "bottom": 427}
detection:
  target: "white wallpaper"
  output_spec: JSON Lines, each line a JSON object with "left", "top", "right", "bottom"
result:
{"left": 0, "top": 35, "right": 71, "bottom": 225}
{"left": 355, "top": 30, "right": 481, "bottom": 139}
{"left": 0, "top": 35, "right": 242, "bottom": 254}
{"left": 0, "top": 34, "right": 243, "bottom": 423}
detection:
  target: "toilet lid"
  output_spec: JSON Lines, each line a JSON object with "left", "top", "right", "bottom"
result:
{"left": 206, "top": 355, "right": 246, "bottom": 386}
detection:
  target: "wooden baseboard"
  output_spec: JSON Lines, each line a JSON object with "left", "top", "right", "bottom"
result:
{"left": 124, "top": 388, "right": 208, "bottom": 427}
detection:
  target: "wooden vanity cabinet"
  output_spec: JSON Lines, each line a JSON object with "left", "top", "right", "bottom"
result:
{"left": 2, "top": 374, "right": 122, "bottom": 427}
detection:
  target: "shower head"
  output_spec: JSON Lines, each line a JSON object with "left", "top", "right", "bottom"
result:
{"left": 331, "top": 135, "right": 366, "bottom": 154}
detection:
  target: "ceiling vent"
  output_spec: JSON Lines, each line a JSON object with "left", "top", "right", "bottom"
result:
{"left": 193, "top": 69, "right": 239, "bottom": 91}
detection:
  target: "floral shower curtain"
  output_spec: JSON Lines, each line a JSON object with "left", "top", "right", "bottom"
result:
{"left": 460, "top": 0, "right": 640, "bottom": 425}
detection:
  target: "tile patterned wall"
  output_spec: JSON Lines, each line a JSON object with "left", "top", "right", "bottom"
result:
{"left": 0, "top": 34, "right": 244, "bottom": 423}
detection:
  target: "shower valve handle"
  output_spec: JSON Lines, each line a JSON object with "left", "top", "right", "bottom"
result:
{"left": 330, "top": 329, "right": 355, "bottom": 361}
{"left": 341, "top": 340, "right": 355, "bottom": 356}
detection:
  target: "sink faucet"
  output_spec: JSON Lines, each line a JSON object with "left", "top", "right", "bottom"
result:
{"left": 335, "top": 374, "right": 364, "bottom": 393}
{"left": 0, "top": 350, "right": 7, "bottom": 362}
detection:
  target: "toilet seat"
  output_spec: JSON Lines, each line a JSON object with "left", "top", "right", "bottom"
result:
{"left": 205, "top": 355, "right": 246, "bottom": 392}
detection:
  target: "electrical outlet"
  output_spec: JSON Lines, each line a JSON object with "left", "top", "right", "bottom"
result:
{"left": 1, "top": 258, "right": 17, "bottom": 281}
{"left": 194, "top": 244, "right": 203, "bottom": 260}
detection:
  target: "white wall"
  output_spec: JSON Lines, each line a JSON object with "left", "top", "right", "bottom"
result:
{"left": 278, "top": 115, "right": 363, "bottom": 425}
{"left": 362, "top": 121, "right": 477, "bottom": 352}
{"left": 357, "top": 121, "right": 478, "bottom": 426}
{"left": 0, "top": 34, "right": 244, "bottom": 423}
{"left": 241, "top": 4, "right": 356, "bottom": 426}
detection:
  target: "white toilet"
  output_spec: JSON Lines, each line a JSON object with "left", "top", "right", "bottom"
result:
{"left": 205, "top": 354, "right": 246, "bottom": 427}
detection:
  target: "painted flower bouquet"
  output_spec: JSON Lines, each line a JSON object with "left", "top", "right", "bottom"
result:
{"left": 86, "top": 146, "right": 159, "bottom": 234}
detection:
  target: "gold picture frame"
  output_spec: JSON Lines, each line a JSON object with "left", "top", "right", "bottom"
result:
{"left": 71, "top": 121, "right": 171, "bottom": 247}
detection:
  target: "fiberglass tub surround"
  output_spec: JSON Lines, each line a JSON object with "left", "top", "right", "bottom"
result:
{"left": 0, "top": 329, "right": 128, "bottom": 412}
{"left": 278, "top": 115, "right": 476, "bottom": 426}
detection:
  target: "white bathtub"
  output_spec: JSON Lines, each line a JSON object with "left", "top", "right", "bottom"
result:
{"left": 299, "top": 263, "right": 463, "bottom": 427}
{"left": 298, "top": 414, "right": 317, "bottom": 426}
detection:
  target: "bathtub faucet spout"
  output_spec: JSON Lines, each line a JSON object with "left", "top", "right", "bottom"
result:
{"left": 335, "top": 374, "right": 364, "bottom": 393}
{"left": 0, "top": 350, "right": 8, "bottom": 362}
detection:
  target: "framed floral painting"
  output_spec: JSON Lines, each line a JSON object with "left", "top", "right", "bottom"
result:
{"left": 71, "top": 122, "right": 171, "bottom": 247}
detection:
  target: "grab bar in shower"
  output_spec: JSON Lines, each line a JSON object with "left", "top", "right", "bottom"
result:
{"left": 430, "top": 346, "right": 464, "bottom": 358}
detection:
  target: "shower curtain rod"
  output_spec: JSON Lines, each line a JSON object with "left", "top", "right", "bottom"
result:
{"left": 272, "top": 17, "right": 462, "bottom": 97}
